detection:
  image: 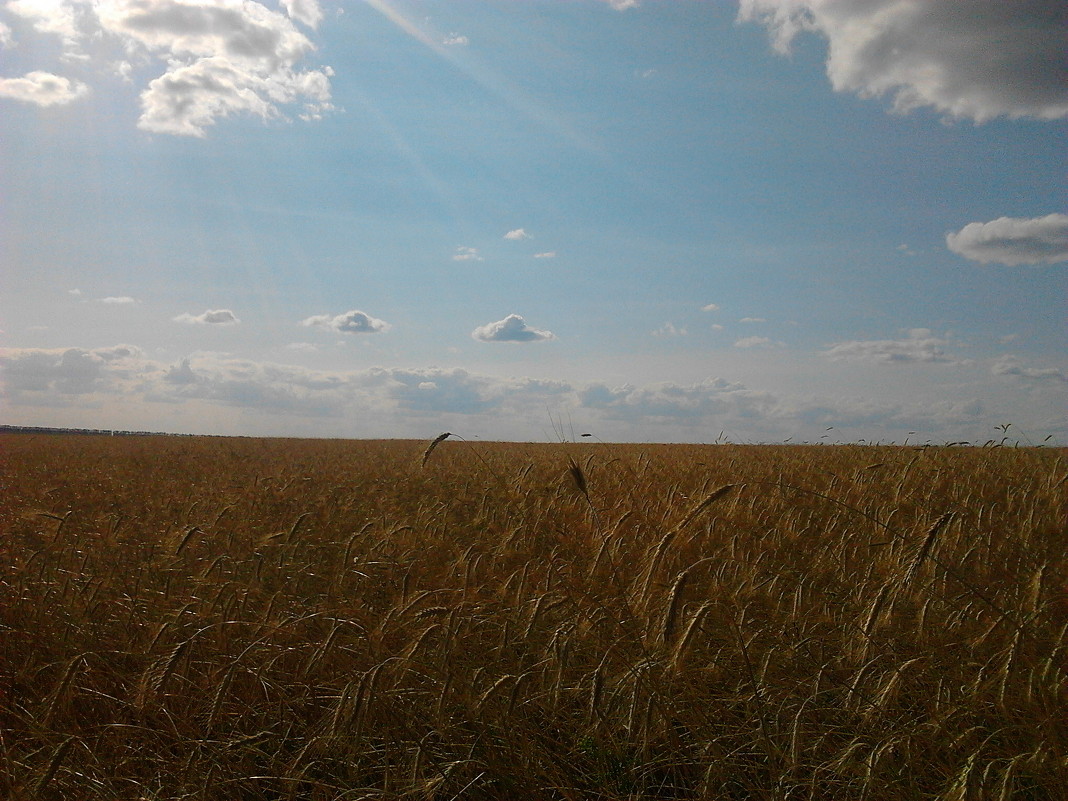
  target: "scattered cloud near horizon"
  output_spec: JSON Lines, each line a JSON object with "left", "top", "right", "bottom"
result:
{"left": 824, "top": 329, "right": 954, "bottom": 364}
{"left": 504, "top": 228, "right": 532, "bottom": 241}
{"left": 991, "top": 355, "right": 1067, "bottom": 383}
{"left": 739, "top": 0, "right": 1068, "bottom": 122}
{"left": 452, "top": 246, "right": 483, "bottom": 262}
{"left": 174, "top": 309, "right": 240, "bottom": 325}
{"left": 946, "top": 214, "right": 1068, "bottom": 266}
{"left": 301, "top": 310, "right": 390, "bottom": 335}
{"left": 471, "top": 314, "right": 555, "bottom": 343}
{"left": 652, "top": 323, "right": 686, "bottom": 337}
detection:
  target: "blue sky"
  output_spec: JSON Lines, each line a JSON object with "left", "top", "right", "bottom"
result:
{"left": 2, "top": 0, "right": 1066, "bottom": 443}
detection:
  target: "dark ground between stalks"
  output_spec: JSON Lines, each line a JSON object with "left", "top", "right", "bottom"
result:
{"left": 0, "top": 434, "right": 1065, "bottom": 800}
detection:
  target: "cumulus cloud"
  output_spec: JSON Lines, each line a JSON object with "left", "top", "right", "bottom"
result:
{"left": 100, "top": 296, "right": 136, "bottom": 304}
{"left": 0, "top": 71, "right": 89, "bottom": 106}
{"left": 2, "top": 0, "right": 334, "bottom": 136}
{"left": 301, "top": 309, "right": 390, "bottom": 334}
{"left": 0, "top": 20, "right": 12, "bottom": 47}
{"left": 452, "top": 246, "right": 483, "bottom": 262}
{"left": 504, "top": 228, "right": 532, "bottom": 240}
{"left": 946, "top": 214, "right": 1068, "bottom": 266}
{"left": 279, "top": 0, "right": 322, "bottom": 29}
{"left": 472, "top": 314, "right": 555, "bottom": 343}
{"left": 173, "top": 308, "right": 239, "bottom": 325}
{"left": 701, "top": 303, "right": 720, "bottom": 312}
{"left": 739, "top": 0, "right": 1068, "bottom": 122}
{"left": 824, "top": 329, "right": 953, "bottom": 363}
{"left": 991, "top": 356, "right": 1067, "bottom": 383}
{"left": 441, "top": 33, "right": 468, "bottom": 46}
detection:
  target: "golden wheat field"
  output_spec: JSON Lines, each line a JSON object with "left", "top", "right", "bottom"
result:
{"left": 0, "top": 433, "right": 1065, "bottom": 800}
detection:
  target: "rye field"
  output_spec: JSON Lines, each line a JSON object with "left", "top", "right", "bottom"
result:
{"left": 0, "top": 433, "right": 1065, "bottom": 800}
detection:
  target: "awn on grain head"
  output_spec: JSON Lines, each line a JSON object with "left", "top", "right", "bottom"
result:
{"left": 420, "top": 432, "right": 452, "bottom": 466}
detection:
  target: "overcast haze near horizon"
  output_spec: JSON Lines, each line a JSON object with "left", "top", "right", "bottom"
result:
{"left": 2, "top": 0, "right": 1066, "bottom": 444}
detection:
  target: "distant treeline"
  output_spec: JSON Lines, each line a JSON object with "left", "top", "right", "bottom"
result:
{"left": 0, "top": 425, "right": 186, "bottom": 437}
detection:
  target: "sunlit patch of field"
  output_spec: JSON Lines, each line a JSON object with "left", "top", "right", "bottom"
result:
{"left": 0, "top": 434, "right": 1064, "bottom": 800}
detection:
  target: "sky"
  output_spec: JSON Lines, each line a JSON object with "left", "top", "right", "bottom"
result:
{"left": 1, "top": 0, "right": 1066, "bottom": 444}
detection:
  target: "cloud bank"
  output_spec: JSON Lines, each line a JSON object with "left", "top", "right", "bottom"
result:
{"left": 739, "top": 0, "right": 1068, "bottom": 122}
{"left": 3, "top": 345, "right": 1059, "bottom": 443}
{"left": 946, "top": 214, "right": 1068, "bottom": 266}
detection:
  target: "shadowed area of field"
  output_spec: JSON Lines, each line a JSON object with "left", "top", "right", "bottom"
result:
{"left": 1, "top": 434, "right": 1064, "bottom": 799}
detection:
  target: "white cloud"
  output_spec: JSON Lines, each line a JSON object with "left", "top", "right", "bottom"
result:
{"left": 100, "top": 295, "right": 136, "bottom": 304}
{"left": 301, "top": 309, "right": 390, "bottom": 335}
{"left": 173, "top": 308, "right": 239, "bottom": 325}
{"left": 533, "top": 251, "right": 557, "bottom": 260}
{"left": 652, "top": 322, "right": 686, "bottom": 337}
{"left": 946, "top": 214, "right": 1068, "bottom": 266}
{"left": 0, "top": 344, "right": 147, "bottom": 400}
{"left": 279, "top": 0, "right": 322, "bottom": 29}
{"left": 6, "top": 0, "right": 81, "bottom": 45}
{"left": 442, "top": 32, "right": 468, "bottom": 46}
{"left": 504, "top": 228, "right": 532, "bottom": 240}
{"left": 739, "top": 317, "right": 766, "bottom": 324}
{"left": 701, "top": 303, "right": 720, "bottom": 312}
{"left": 2, "top": 0, "right": 334, "bottom": 136}
{"left": 739, "top": 0, "right": 1068, "bottom": 122}
{"left": 68, "top": 288, "right": 82, "bottom": 295}
{"left": 991, "top": 356, "right": 1067, "bottom": 383}
{"left": 472, "top": 314, "right": 555, "bottom": 343}
{"left": 824, "top": 329, "right": 954, "bottom": 363}
{"left": 2, "top": 345, "right": 1060, "bottom": 444}
{"left": 0, "top": 70, "right": 89, "bottom": 106}
{"left": 710, "top": 324, "right": 724, "bottom": 331}
{"left": 0, "top": 20, "right": 13, "bottom": 48}
{"left": 452, "top": 246, "right": 483, "bottom": 262}
{"left": 605, "top": 0, "right": 639, "bottom": 9}
{"left": 579, "top": 377, "right": 776, "bottom": 422}
{"left": 734, "top": 336, "right": 772, "bottom": 349}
